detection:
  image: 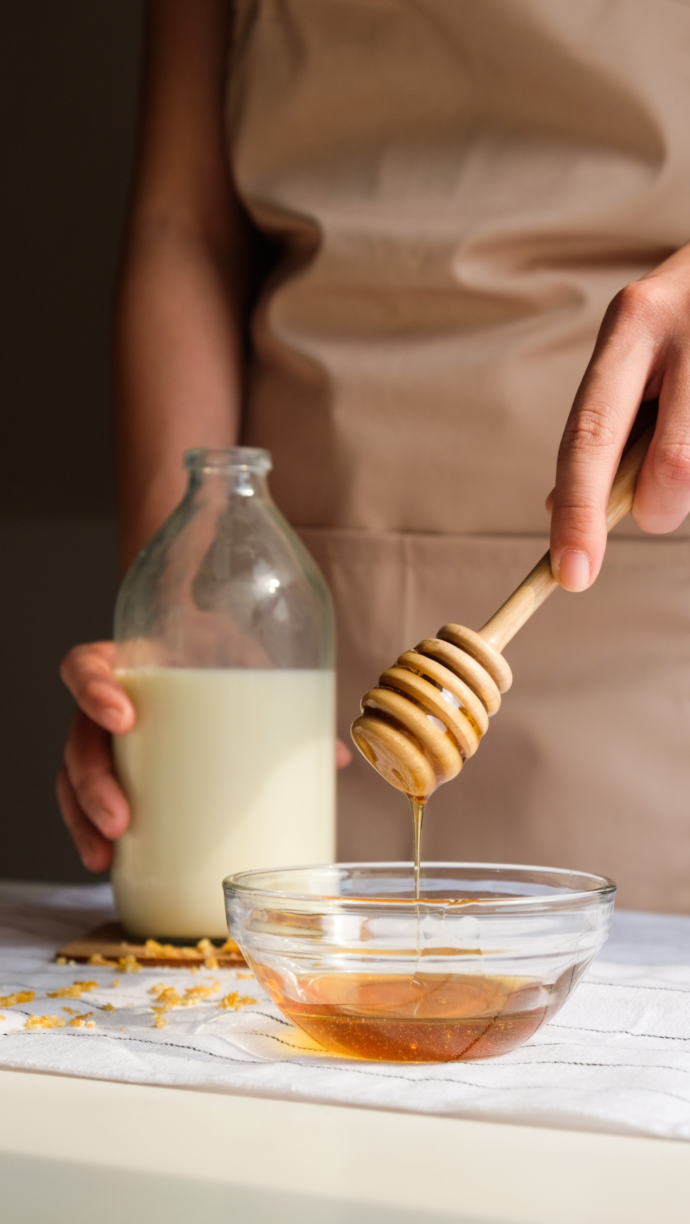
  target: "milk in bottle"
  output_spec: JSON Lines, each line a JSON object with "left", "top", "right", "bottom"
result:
{"left": 111, "top": 448, "right": 336, "bottom": 938}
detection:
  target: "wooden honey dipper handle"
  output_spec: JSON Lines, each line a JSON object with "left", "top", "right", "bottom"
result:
{"left": 478, "top": 426, "right": 654, "bottom": 655}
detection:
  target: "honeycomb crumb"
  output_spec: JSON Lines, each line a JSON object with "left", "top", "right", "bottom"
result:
{"left": 67, "top": 960, "right": 77, "bottom": 966}
{"left": 112, "top": 979, "right": 120, "bottom": 988}
{"left": 144, "top": 938, "right": 203, "bottom": 960}
{"left": 236, "top": 972, "right": 253, "bottom": 980}
{"left": 25, "top": 1015, "right": 65, "bottom": 1030}
{"left": 69, "top": 1011, "right": 94, "bottom": 1027}
{"left": 145, "top": 939, "right": 173, "bottom": 957}
{"left": 219, "top": 938, "right": 239, "bottom": 955}
{"left": 117, "top": 954, "right": 141, "bottom": 974}
{"left": 0, "top": 1016, "right": 4, "bottom": 1021}
{"left": 204, "top": 957, "right": 219, "bottom": 970}
{"left": 62, "top": 1006, "right": 79, "bottom": 1015}
{"left": 101, "top": 1003, "right": 115, "bottom": 1013}
{"left": 144, "top": 938, "right": 187, "bottom": 958}
{"left": 47, "top": 981, "right": 98, "bottom": 1000}
{"left": 219, "top": 992, "right": 257, "bottom": 1010}
{"left": 56, "top": 956, "right": 67, "bottom": 966}
{"left": 183, "top": 979, "right": 220, "bottom": 1005}
{"left": 196, "top": 938, "right": 213, "bottom": 954}
{"left": 153, "top": 1014, "right": 168, "bottom": 1029}
{"left": 190, "top": 966, "right": 199, "bottom": 975}
{"left": 86, "top": 1021, "right": 95, "bottom": 1029}
{"left": 150, "top": 986, "right": 183, "bottom": 1012}
{"left": 0, "top": 991, "right": 35, "bottom": 1007}
{"left": 88, "top": 954, "right": 111, "bottom": 966}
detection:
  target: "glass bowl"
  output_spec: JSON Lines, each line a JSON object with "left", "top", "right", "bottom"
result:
{"left": 223, "top": 862, "right": 615, "bottom": 1063}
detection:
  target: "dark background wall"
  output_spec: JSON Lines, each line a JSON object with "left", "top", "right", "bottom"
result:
{"left": 0, "top": 1, "right": 143, "bottom": 881}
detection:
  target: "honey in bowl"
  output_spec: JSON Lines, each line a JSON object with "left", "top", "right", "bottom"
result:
{"left": 251, "top": 964, "right": 576, "bottom": 1062}
{"left": 224, "top": 863, "right": 616, "bottom": 1064}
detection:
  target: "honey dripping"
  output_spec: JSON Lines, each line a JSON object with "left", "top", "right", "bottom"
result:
{"left": 410, "top": 797, "right": 425, "bottom": 900}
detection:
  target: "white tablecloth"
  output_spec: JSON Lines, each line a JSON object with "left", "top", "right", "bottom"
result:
{"left": 1, "top": 881, "right": 689, "bottom": 1139}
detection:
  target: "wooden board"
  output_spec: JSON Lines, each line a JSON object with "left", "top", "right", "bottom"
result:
{"left": 57, "top": 922, "right": 247, "bottom": 969}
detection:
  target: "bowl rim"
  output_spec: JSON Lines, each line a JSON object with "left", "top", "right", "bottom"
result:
{"left": 222, "top": 861, "right": 616, "bottom": 910}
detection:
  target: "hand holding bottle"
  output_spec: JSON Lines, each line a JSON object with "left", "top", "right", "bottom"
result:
{"left": 56, "top": 642, "right": 133, "bottom": 872}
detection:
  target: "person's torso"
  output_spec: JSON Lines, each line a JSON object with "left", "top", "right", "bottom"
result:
{"left": 227, "top": 0, "right": 690, "bottom": 534}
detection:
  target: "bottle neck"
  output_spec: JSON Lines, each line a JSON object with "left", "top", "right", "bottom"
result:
{"left": 184, "top": 447, "right": 273, "bottom": 503}
{"left": 188, "top": 467, "right": 270, "bottom": 501}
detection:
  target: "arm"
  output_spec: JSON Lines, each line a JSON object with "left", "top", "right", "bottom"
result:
{"left": 117, "top": 0, "right": 245, "bottom": 569}
{"left": 549, "top": 244, "right": 690, "bottom": 589}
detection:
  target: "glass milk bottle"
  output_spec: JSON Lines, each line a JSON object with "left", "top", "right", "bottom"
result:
{"left": 111, "top": 447, "right": 336, "bottom": 938}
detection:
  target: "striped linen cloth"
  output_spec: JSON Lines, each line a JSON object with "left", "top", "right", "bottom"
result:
{"left": 1, "top": 881, "right": 689, "bottom": 1139}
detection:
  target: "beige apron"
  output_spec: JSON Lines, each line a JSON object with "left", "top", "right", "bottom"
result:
{"left": 227, "top": 0, "right": 690, "bottom": 911}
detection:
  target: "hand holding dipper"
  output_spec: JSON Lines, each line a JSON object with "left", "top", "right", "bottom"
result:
{"left": 351, "top": 426, "right": 654, "bottom": 803}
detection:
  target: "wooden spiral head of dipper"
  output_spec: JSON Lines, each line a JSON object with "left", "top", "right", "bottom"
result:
{"left": 351, "top": 426, "right": 654, "bottom": 802}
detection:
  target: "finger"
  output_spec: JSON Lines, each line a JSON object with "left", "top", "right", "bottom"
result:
{"left": 632, "top": 357, "right": 690, "bottom": 532}
{"left": 60, "top": 642, "right": 135, "bottom": 734}
{"left": 56, "top": 766, "right": 113, "bottom": 873}
{"left": 336, "top": 737, "right": 352, "bottom": 769}
{"left": 545, "top": 489, "right": 554, "bottom": 515}
{"left": 63, "top": 710, "right": 130, "bottom": 840}
{"left": 550, "top": 286, "right": 657, "bottom": 590}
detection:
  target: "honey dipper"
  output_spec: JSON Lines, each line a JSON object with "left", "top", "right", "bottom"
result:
{"left": 351, "top": 426, "right": 653, "bottom": 802}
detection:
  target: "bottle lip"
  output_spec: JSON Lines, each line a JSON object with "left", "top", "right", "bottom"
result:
{"left": 183, "top": 447, "right": 272, "bottom": 475}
